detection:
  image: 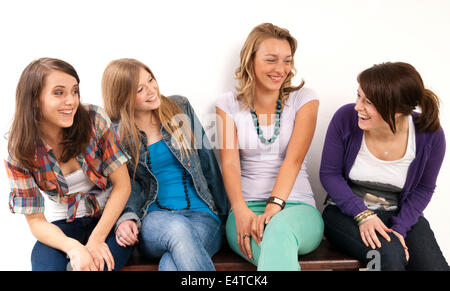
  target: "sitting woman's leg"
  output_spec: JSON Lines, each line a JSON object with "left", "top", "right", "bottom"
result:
{"left": 31, "top": 219, "right": 86, "bottom": 271}
{"left": 226, "top": 201, "right": 323, "bottom": 271}
{"left": 139, "top": 210, "right": 221, "bottom": 271}
{"left": 323, "top": 205, "right": 408, "bottom": 271}
{"left": 404, "top": 216, "right": 449, "bottom": 271}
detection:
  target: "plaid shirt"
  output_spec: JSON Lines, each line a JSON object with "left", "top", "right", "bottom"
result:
{"left": 5, "top": 104, "right": 129, "bottom": 222}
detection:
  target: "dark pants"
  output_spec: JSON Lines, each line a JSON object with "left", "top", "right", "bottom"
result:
{"left": 323, "top": 205, "right": 449, "bottom": 271}
{"left": 31, "top": 217, "right": 133, "bottom": 271}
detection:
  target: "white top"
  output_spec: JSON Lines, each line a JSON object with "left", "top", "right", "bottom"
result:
{"left": 216, "top": 87, "right": 319, "bottom": 207}
{"left": 349, "top": 115, "right": 416, "bottom": 189}
{"left": 44, "top": 169, "right": 112, "bottom": 222}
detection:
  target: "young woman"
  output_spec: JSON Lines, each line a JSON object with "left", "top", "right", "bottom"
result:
{"left": 216, "top": 23, "right": 324, "bottom": 271}
{"left": 102, "top": 58, "right": 229, "bottom": 271}
{"left": 320, "top": 62, "right": 449, "bottom": 271}
{"left": 5, "top": 58, "right": 132, "bottom": 271}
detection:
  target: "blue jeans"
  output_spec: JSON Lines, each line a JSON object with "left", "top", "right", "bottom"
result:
{"left": 138, "top": 210, "right": 222, "bottom": 271}
{"left": 323, "top": 205, "right": 449, "bottom": 271}
{"left": 31, "top": 217, "right": 133, "bottom": 271}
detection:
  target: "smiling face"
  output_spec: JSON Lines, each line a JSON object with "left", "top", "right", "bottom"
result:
{"left": 38, "top": 70, "right": 79, "bottom": 135}
{"left": 355, "top": 86, "right": 391, "bottom": 132}
{"left": 134, "top": 67, "right": 160, "bottom": 113}
{"left": 253, "top": 37, "right": 292, "bottom": 96}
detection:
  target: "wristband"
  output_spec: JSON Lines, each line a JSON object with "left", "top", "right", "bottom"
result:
{"left": 266, "top": 196, "right": 286, "bottom": 210}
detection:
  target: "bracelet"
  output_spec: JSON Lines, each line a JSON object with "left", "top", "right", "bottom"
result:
{"left": 354, "top": 210, "right": 374, "bottom": 221}
{"left": 266, "top": 196, "right": 286, "bottom": 210}
{"left": 355, "top": 212, "right": 375, "bottom": 224}
{"left": 354, "top": 210, "right": 375, "bottom": 224}
{"left": 357, "top": 213, "right": 377, "bottom": 225}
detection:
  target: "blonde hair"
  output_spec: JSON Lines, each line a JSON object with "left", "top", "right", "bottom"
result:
{"left": 235, "top": 23, "right": 304, "bottom": 109}
{"left": 102, "top": 58, "right": 193, "bottom": 177}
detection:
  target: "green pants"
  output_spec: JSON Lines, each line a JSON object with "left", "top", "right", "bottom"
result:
{"left": 226, "top": 201, "right": 324, "bottom": 271}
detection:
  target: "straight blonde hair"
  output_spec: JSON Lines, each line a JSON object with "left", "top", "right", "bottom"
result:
{"left": 102, "top": 58, "right": 193, "bottom": 177}
{"left": 235, "top": 23, "right": 304, "bottom": 109}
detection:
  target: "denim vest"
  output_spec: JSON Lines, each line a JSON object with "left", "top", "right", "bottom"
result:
{"left": 115, "top": 95, "right": 230, "bottom": 229}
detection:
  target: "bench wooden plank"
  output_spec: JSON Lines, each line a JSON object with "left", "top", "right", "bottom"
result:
{"left": 121, "top": 238, "right": 365, "bottom": 271}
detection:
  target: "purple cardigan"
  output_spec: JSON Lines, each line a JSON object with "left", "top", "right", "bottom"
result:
{"left": 320, "top": 103, "right": 446, "bottom": 238}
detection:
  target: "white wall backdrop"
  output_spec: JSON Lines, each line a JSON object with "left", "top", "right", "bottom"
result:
{"left": 0, "top": 0, "right": 448, "bottom": 270}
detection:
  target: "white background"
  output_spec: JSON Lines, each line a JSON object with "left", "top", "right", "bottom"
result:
{"left": 0, "top": 0, "right": 449, "bottom": 270}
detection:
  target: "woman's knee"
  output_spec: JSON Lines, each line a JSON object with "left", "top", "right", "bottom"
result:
{"left": 165, "top": 219, "right": 195, "bottom": 244}
{"left": 377, "top": 233, "right": 408, "bottom": 271}
{"left": 269, "top": 205, "right": 323, "bottom": 248}
{"left": 142, "top": 212, "right": 195, "bottom": 245}
{"left": 31, "top": 241, "right": 69, "bottom": 271}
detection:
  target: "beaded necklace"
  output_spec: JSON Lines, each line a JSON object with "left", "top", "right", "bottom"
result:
{"left": 146, "top": 148, "right": 191, "bottom": 211}
{"left": 250, "top": 97, "right": 282, "bottom": 144}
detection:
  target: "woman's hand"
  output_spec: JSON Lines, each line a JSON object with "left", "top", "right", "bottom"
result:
{"left": 115, "top": 220, "right": 139, "bottom": 247}
{"left": 85, "top": 238, "right": 115, "bottom": 271}
{"left": 392, "top": 230, "right": 409, "bottom": 261}
{"left": 358, "top": 215, "right": 393, "bottom": 249}
{"left": 234, "top": 205, "right": 257, "bottom": 259}
{"left": 358, "top": 215, "right": 409, "bottom": 261}
{"left": 67, "top": 242, "right": 97, "bottom": 271}
{"left": 24, "top": 213, "right": 103, "bottom": 271}
{"left": 251, "top": 203, "right": 282, "bottom": 246}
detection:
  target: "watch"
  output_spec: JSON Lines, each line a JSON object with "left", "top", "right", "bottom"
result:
{"left": 266, "top": 196, "right": 286, "bottom": 209}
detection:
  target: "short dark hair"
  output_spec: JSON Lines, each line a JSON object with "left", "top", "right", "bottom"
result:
{"left": 358, "top": 62, "right": 440, "bottom": 133}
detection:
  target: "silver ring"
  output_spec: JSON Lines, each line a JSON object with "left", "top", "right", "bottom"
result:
{"left": 117, "top": 234, "right": 122, "bottom": 239}
{"left": 243, "top": 233, "right": 249, "bottom": 239}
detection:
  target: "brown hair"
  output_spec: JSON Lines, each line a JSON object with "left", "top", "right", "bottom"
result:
{"left": 102, "top": 58, "right": 193, "bottom": 177}
{"left": 358, "top": 62, "right": 440, "bottom": 133}
{"left": 7, "top": 57, "right": 92, "bottom": 170}
{"left": 235, "top": 23, "right": 304, "bottom": 109}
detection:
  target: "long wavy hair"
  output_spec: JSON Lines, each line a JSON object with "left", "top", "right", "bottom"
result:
{"left": 235, "top": 23, "right": 305, "bottom": 109}
{"left": 7, "top": 58, "right": 92, "bottom": 170}
{"left": 358, "top": 62, "right": 441, "bottom": 133}
{"left": 102, "top": 58, "right": 193, "bottom": 177}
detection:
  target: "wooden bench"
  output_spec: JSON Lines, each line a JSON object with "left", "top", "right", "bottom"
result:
{"left": 122, "top": 237, "right": 365, "bottom": 271}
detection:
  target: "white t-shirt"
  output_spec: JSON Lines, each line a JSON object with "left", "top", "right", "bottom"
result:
{"left": 349, "top": 115, "right": 416, "bottom": 190}
{"left": 216, "top": 87, "right": 319, "bottom": 207}
{"left": 44, "top": 169, "right": 111, "bottom": 222}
